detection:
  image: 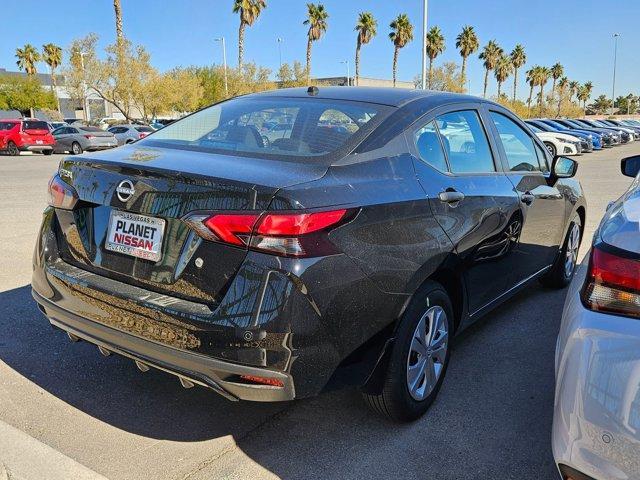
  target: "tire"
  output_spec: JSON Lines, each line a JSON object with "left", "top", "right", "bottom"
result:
{"left": 43, "top": 149, "right": 53, "bottom": 156}
{"left": 6, "top": 141, "right": 19, "bottom": 156}
{"left": 540, "top": 214, "right": 582, "bottom": 288}
{"left": 71, "top": 142, "right": 83, "bottom": 155}
{"left": 544, "top": 141, "right": 557, "bottom": 157}
{"left": 362, "top": 282, "right": 454, "bottom": 422}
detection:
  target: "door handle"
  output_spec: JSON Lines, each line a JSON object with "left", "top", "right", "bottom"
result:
{"left": 520, "top": 192, "right": 535, "bottom": 205}
{"left": 438, "top": 189, "right": 465, "bottom": 204}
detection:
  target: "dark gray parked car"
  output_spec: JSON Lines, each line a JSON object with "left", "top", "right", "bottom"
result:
{"left": 52, "top": 126, "right": 118, "bottom": 154}
{"left": 33, "top": 87, "right": 586, "bottom": 421}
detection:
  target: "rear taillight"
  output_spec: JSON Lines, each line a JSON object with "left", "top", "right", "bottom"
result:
{"left": 47, "top": 174, "right": 78, "bottom": 210}
{"left": 84, "top": 134, "right": 95, "bottom": 139}
{"left": 581, "top": 245, "right": 640, "bottom": 318}
{"left": 139, "top": 133, "right": 147, "bottom": 139}
{"left": 184, "top": 209, "right": 351, "bottom": 257}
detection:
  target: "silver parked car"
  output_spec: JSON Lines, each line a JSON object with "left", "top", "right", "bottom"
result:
{"left": 107, "top": 124, "right": 154, "bottom": 146}
{"left": 52, "top": 126, "right": 118, "bottom": 154}
{"left": 553, "top": 154, "right": 640, "bottom": 480}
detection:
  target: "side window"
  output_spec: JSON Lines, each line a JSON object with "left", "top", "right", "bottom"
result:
{"left": 534, "top": 143, "right": 550, "bottom": 173}
{"left": 490, "top": 111, "right": 543, "bottom": 172}
{"left": 435, "top": 110, "right": 495, "bottom": 173}
{"left": 69, "top": 128, "right": 79, "bottom": 134}
{"left": 414, "top": 121, "right": 448, "bottom": 172}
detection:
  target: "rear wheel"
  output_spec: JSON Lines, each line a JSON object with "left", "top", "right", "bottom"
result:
{"left": 540, "top": 214, "right": 582, "bottom": 288}
{"left": 362, "top": 283, "right": 453, "bottom": 422}
{"left": 71, "top": 142, "right": 83, "bottom": 155}
{"left": 544, "top": 141, "right": 557, "bottom": 157}
{"left": 6, "top": 141, "right": 19, "bottom": 156}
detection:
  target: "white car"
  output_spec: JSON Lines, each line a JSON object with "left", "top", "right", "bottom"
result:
{"left": 553, "top": 154, "right": 640, "bottom": 480}
{"left": 527, "top": 123, "right": 582, "bottom": 156}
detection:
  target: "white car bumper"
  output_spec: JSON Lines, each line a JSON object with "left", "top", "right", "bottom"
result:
{"left": 553, "top": 262, "right": 640, "bottom": 480}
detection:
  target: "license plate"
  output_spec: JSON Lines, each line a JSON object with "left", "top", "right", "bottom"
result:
{"left": 36, "top": 140, "right": 43, "bottom": 144}
{"left": 105, "top": 211, "right": 165, "bottom": 262}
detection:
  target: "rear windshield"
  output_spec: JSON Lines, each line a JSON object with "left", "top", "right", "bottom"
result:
{"left": 0, "top": 122, "right": 17, "bottom": 131}
{"left": 23, "top": 121, "right": 49, "bottom": 131}
{"left": 79, "top": 126, "right": 102, "bottom": 132}
{"left": 135, "top": 126, "right": 154, "bottom": 132}
{"left": 142, "top": 96, "right": 392, "bottom": 161}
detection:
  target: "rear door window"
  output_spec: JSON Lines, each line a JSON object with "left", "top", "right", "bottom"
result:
{"left": 490, "top": 111, "right": 544, "bottom": 172}
{"left": 435, "top": 110, "right": 495, "bottom": 173}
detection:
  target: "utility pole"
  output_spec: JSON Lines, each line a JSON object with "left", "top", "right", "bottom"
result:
{"left": 215, "top": 37, "right": 228, "bottom": 97}
{"left": 612, "top": 33, "right": 620, "bottom": 110}
{"left": 79, "top": 51, "right": 90, "bottom": 121}
{"left": 421, "top": 0, "right": 428, "bottom": 90}
{"left": 340, "top": 60, "right": 350, "bottom": 86}
{"left": 277, "top": 37, "right": 284, "bottom": 71}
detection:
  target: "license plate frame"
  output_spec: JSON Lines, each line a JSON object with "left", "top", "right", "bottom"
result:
{"left": 105, "top": 210, "right": 166, "bottom": 262}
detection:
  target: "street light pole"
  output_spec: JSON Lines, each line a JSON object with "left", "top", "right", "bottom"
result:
{"left": 79, "top": 51, "right": 90, "bottom": 121}
{"left": 612, "top": 33, "right": 620, "bottom": 110}
{"left": 421, "top": 0, "right": 428, "bottom": 90}
{"left": 340, "top": 60, "right": 350, "bottom": 86}
{"left": 215, "top": 37, "right": 228, "bottom": 97}
{"left": 277, "top": 37, "right": 284, "bottom": 71}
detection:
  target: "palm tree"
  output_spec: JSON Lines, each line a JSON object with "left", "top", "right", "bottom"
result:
{"left": 455, "top": 25, "right": 479, "bottom": 86}
{"left": 426, "top": 26, "right": 445, "bottom": 89}
{"left": 537, "top": 66, "right": 550, "bottom": 113}
{"left": 354, "top": 12, "right": 377, "bottom": 86}
{"left": 42, "top": 43, "right": 63, "bottom": 112}
{"left": 494, "top": 54, "right": 513, "bottom": 98}
{"left": 388, "top": 14, "right": 414, "bottom": 87}
{"left": 525, "top": 66, "right": 538, "bottom": 113}
{"left": 304, "top": 3, "right": 329, "bottom": 83}
{"left": 578, "top": 83, "right": 593, "bottom": 110}
{"left": 583, "top": 81, "right": 593, "bottom": 105}
{"left": 557, "top": 76, "right": 568, "bottom": 116}
{"left": 569, "top": 80, "right": 579, "bottom": 103}
{"left": 479, "top": 40, "right": 502, "bottom": 98}
{"left": 233, "top": 0, "right": 267, "bottom": 70}
{"left": 510, "top": 44, "right": 526, "bottom": 102}
{"left": 550, "top": 62, "right": 563, "bottom": 98}
{"left": 113, "top": 0, "right": 124, "bottom": 45}
{"left": 15, "top": 44, "right": 41, "bottom": 76}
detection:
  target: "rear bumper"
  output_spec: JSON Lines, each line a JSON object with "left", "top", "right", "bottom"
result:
{"left": 32, "top": 207, "right": 401, "bottom": 401}
{"left": 32, "top": 289, "right": 295, "bottom": 401}
{"left": 20, "top": 144, "right": 53, "bottom": 152}
{"left": 553, "top": 264, "right": 640, "bottom": 479}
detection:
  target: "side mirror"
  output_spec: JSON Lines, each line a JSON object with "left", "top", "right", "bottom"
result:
{"left": 621, "top": 155, "right": 640, "bottom": 178}
{"left": 552, "top": 156, "right": 578, "bottom": 179}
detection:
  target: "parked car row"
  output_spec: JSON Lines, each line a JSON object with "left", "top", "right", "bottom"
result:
{"left": 525, "top": 117, "right": 640, "bottom": 158}
{"left": 0, "top": 117, "right": 159, "bottom": 156}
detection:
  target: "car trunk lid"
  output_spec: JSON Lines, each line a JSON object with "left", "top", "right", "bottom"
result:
{"left": 53, "top": 145, "right": 328, "bottom": 305}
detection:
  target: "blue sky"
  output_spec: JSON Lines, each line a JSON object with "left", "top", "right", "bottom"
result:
{"left": 3, "top": 1, "right": 638, "bottom": 100}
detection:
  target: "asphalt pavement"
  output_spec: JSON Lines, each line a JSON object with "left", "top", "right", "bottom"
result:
{"left": 0, "top": 145, "right": 636, "bottom": 480}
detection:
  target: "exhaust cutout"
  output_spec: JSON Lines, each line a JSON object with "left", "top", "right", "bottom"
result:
{"left": 67, "top": 332, "right": 80, "bottom": 342}
{"left": 179, "top": 377, "right": 195, "bottom": 389}
{"left": 135, "top": 360, "right": 150, "bottom": 372}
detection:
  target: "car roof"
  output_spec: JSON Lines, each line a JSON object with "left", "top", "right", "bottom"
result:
{"left": 244, "top": 86, "right": 482, "bottom": 108}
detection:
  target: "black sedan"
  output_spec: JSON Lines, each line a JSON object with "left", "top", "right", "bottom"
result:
{"left": 32, "top": 87, "right": 586, "bottom": 422}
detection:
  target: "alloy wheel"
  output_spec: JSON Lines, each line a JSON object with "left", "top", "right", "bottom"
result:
{"left": 406, "top": 305, "right": 449, "bottom": 401}
{"left": 564, "top": 223, "right": 580, "bottom": 277}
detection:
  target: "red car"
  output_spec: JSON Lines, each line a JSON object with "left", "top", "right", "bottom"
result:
{"left": 0, "top": 119, "right": 55, "bottom": 155}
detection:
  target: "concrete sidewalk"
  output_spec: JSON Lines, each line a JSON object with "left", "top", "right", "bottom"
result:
{"left": 0, "top": 420, "right": 107, "bottom": 480}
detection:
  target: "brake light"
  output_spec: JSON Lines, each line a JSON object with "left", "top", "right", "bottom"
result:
{"left": 47, "top": 174, "right": 78, "bottom": 210}
{"left": 581, "top": 245, "right": 640, "bottom": 318}
{"left": 185, "top": 209, "right": 351, "bottom": 257}
{"left": 139, "top": 133, "right": 147, "bottom": 139}
{"left": 84, "top": 134, "right": 95, "bottom": 139}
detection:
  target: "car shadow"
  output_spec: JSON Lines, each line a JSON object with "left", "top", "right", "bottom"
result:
{"left": 0, "top": 283, "right": 564, "bottom": 479}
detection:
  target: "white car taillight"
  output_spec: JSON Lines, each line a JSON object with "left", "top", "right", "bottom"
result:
{"left": 581, "top": 245, "right": 640, "bottom": 318}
